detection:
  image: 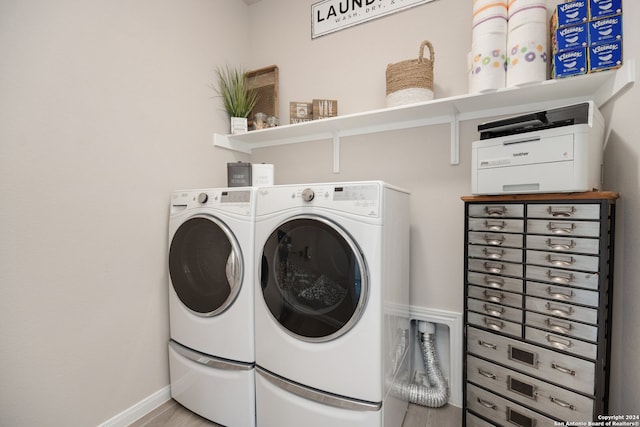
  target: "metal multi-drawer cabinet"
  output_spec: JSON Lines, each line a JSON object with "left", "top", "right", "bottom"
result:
{"left": 462, "top": 192, "right": 618, "bottom": 426}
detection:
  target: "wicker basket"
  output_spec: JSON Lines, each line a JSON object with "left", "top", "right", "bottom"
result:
{"left": 386, "top": 40, "right": 435, "bottom": 107}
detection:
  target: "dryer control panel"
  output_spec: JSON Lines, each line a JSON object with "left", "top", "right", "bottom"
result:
{"left": 257, "top": 182, "right": 384, "bottom": 218}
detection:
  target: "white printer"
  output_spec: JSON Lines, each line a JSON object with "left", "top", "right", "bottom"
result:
{"left": 471, "top": 101, "right": 605, "bottom": 195}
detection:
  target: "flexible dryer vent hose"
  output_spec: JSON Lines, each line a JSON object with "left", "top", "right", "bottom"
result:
{"left": 393, "top": 321, "right": 449, "bottom": 408}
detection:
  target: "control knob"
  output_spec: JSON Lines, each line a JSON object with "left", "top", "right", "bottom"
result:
{"left": 197, "top": 192, "right": 208, "bottom": 203}
{"left": 301, "top": 188, "right": 315, "bottom": 202}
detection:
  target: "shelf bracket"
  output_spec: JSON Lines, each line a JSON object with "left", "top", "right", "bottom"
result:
{"left": 595, "top": 58, "right": 636, "bottom": 107}
{"left": 333, "top": 132, "right": 340, "bottom": 174}
{"left": 213, "top": 133, "right": 252, "bottom": 154}
{"left": 450, "top": 109, "right": 460, "bottom": 165}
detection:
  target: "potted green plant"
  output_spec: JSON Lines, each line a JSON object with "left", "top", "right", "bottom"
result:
{"left": 213, "top": 66, "right": 258, "bottom": 134}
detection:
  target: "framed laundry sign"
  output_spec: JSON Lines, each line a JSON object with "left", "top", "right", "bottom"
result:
{"left": 312, "top": 0, "right": 436, "bottom": 38}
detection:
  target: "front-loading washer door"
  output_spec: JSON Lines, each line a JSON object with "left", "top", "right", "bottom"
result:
{"left": 169, "top": 215, "right": 243, "bottom": 316}
{"left": 260, "top": 215, "right": 368, "bottom": 342}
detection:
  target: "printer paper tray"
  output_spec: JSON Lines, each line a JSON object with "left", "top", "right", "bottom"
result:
{"left": 473, "top": 161, "right": 592, "bottom": 194}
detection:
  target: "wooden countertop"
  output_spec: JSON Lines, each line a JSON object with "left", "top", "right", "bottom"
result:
{"left": 461, "top": 191, "right": 620, "bottom": 202}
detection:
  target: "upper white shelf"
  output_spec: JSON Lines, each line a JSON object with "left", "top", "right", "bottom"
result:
{"left": 214, "top": 60, "right": 636, "bottom": 161}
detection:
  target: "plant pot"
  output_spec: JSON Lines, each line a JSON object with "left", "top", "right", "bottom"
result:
{"left": 230, "top": 117, "right": 248, "bottom": 134}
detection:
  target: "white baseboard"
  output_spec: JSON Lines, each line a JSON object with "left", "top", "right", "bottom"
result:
{"left": 409, "top": 305, "right": 463, "bottom": 408}
{"left": 98, "top": 385, "right": 171, "bottom": 427}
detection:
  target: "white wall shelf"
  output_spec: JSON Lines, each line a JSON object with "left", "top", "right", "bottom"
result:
{"left": 213, "top": 60, "right": 635, "bottom": 170}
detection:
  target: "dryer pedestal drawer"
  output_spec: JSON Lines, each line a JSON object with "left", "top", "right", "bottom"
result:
{"left": 463, "top": 192, "right": 618, "bottom": 426}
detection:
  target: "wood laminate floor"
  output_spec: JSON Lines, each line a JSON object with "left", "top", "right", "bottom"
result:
{"left": 129, "top": 399, "right": 461, "bottom": 427}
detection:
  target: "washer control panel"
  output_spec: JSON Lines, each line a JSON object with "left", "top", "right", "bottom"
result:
{"left": 170, "top": 189, "right": 254, "bottom": 216}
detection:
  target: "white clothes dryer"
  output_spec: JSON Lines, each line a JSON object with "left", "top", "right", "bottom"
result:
{"left": 254, "top": 181, "right": 411, "bottom": 427}
{"left": 168, "top": 188, "right": 256, "bottom": 427}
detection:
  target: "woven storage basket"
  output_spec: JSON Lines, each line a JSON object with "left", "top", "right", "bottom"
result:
{"left": 386, "top": 40, "right": 435, "bottom": 107}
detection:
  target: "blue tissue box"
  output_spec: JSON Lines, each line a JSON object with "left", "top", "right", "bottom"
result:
{"left": 556, "top": 1, "right": 588, "bottom": 27}
{"left": 589, "top": 15, "right": 623, "bottom": 45}
{"left": 555, "top": 23, "right": 589, "bottom": 52}
{"left": 590, "top": 0, "right": 622, "bottom": 19}
{"left": 589, "top": 41, "right": 623, "bottom": 72}
{"left": 554, "top": 48, "right": 588, "bottom": 78}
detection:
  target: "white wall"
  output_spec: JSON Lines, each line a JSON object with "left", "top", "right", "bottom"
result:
{"left": 1, "top": 0, "right": 638, "bottom": 424}
{"left": 247, "top": 0, "right": 470, "bottom": 119}
{"left": 244, "top": 0, "right": 640, "bottom": 415}
{"left": 247, "top": 0, "right": 474, "bottom": 312}
{"left": 0, "top": 1, "right": 250, "bottom": 425}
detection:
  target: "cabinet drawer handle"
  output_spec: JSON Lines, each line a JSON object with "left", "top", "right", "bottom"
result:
{"left": 546, "top": 286, "right": 574, "bottom": 300}
{"left": 482, "top": 247, "right": 504, "bottom": 259}
{"left": 551, "top": 363, "right": 576, "bottom": 376}
{"left": 546, "top": 254, "right": 575, "bottom": 267}
{"left": 484, "top": 220, "right": 506, "bottom": 231}
{"left": 483, "top": 262, "right": 504, "bottom": 274}
{"left": 547, "top": 222, "right": 576, "bottom": 234}
{"left": 546, "top": 238, "right": 576, "bottom": 250}
{"left": 479, "top": 340, "right": 497, "bottom": 350}
{"left": 477, "top": 397, "right": 497, "bottom": 410}
{"left": 485, "top": 206, "right": 507, "bottom": 217}
{"left": 483, "top": 234, "right": 505, "bottom": 246}
{"left": 547, "top": 206, "right": 576, "bottom": 217}
{"left": 483, "top": 289, "right": 505, "bottom": 302}
{"left": 544, "top": 318, "right": 573, "bottom": 335}
{"left": 483, "top": 303, "right": 505, "bottom": 316}
{"left": 546, "top": 270, "right": 574, "bottom": 284}
{"left": 483, "top": 275, "right": 505, "bottom": 288}
{"left": 478, "top": 368, "right": 497, "bottom": 380}
{"left": 546, "top": 334, "right": 573, "bottom": 350}
{"left": 545, "top": 302, "right": 574, "bottom": 317}
{"left": 550, "top": 396, "right": 576, "bottom": 410}
{"left": 483, "top": 317, "right": 505, "bottom": 331}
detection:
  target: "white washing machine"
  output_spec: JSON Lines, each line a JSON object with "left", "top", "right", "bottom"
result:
{"left": 168, "top": 188, "right": 256, "bottom": 427}
{"left": 253, "top": 181, "right": 411, "bottom": 427}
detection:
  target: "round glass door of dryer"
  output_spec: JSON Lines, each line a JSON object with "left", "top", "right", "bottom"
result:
{"left": 260, "top": 216, "right": 368, "bottom": 342}
{"left": 169, "top": 216, "right": 243, "bottom": 316}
